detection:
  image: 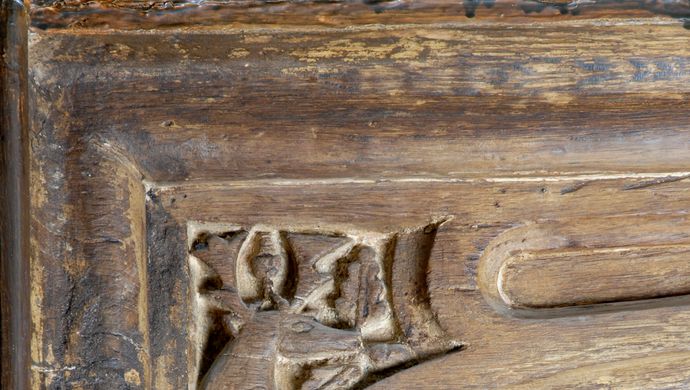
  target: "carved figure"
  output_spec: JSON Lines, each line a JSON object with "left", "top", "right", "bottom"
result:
{"left": 189, "top": 220, "right": 461, "bottom": 389}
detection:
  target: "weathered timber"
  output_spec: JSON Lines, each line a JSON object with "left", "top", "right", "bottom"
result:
{"left": 4, "top": 1, "right": 690, "bottom": 388}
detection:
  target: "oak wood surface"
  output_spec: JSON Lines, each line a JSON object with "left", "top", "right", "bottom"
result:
{"left": 26, "top": 0, "right": 690, "bottom": 29}
{"left": 0, "top": 1, "right": 31, "bottom": 388}
{"left": 4, "top": 0, "right": 690, "bottom": 388}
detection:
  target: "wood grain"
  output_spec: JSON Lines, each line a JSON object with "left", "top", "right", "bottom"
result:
{"left": 501, "top": 246, "right": 690, "bottom": 308}
{"left": 0, "top": 1, "right": 30, "bottom": 388}
{"left": 29, "top": 24, "right": 690, "bottom": 182}
{"left": 20, "top": 5, "right": 690, "bottom": 389}
{"left": 28, "top": 0, "right": 690, "bottom": 30}
{"left": 148, "top": 176, "right": 690, "bottom": 388}
{"left": 478, "top": 219, "right": 690, "bottom": 316}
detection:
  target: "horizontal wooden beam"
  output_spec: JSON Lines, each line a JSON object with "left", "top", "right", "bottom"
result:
{"left": 29, "top": 0, "right": 690, "bottom": 30}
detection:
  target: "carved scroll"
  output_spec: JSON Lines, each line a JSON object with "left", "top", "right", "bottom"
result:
{"left": 188, "top": 220, "right": 460, "bottom": 389}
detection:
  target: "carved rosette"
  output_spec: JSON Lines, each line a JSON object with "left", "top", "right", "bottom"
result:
{"left": 188, "top": 220, "right": 461, "bottom": 389}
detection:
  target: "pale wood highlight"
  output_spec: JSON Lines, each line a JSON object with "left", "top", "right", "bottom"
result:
{"left": 500, "top": 246, "right": 690, "bottom": 309}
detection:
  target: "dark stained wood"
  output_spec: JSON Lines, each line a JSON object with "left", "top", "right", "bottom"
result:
{"left": 0, "top": 0, "right": 30, "bottom": 389}
{"left": 6, "top": 0, "right": 690, "bottom": 388}
{"left": 27, "top": 0, "right": 690, "bottom": 30}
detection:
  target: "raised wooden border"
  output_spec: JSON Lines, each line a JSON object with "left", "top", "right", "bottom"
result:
{"left": 0, "top": 0, "right": 30, "bottom": 388}
{"left": 28, "top": 0, "right": 690, "bottom": 30}
{"left": 8, "top": 0, "right": 690, "bottom": 387}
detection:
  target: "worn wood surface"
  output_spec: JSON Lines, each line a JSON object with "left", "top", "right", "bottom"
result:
{"left": 0, "top": 1, "right": 31, "bottom": 389}
{"left": 2, "top": 0, "right": 689, "bottom": 388}
{"left": 26, "top": 0, "right": 690, "bottom": 29}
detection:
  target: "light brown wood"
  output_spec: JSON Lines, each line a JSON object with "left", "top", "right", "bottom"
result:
{"left": 478, "top": 218, "right": 690, "bottom": 316}
{"left": 4, "top": 0, "right": 690, "bottom": 388}
{"left": 500, "top": 246, "right": 690, "bottom": 308}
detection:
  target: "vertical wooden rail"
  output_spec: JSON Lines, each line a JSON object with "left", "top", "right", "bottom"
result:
{"left": 1, "top": 0, "right": 30, "bottom": 388}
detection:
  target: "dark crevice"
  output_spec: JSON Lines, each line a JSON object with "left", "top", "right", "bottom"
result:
{"left": 351, "top": 343, "right": 465, "bottom": 390}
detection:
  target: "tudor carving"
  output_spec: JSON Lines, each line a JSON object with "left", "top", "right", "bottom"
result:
{"left": 188, "top": 220, "right": 460, "bottom": 389}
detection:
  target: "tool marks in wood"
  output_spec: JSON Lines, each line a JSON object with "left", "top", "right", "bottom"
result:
{"left": 188, "top": 221, "right": 460, "bottom": 389}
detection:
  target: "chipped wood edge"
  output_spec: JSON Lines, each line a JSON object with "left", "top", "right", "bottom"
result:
{"left": 0, "top": 0, "right": 31, "bottom": 388}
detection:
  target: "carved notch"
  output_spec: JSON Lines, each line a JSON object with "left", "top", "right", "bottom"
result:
{"left": 188, "top": 220, "right": 460, "bottom": 389}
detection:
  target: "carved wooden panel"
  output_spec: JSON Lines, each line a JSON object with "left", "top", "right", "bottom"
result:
{"left": 187, "top": 221, "right": 459, "bottom": 388}
{"left": 3, "top": 0, "right": 690, "bottom": 388}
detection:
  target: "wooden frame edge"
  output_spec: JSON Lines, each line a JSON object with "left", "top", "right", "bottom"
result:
{"left": 29, "top": 0, "right": 690, "bottom": 30}
{"left": 1, "top": 0, "right": 31, "bottom": 388}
